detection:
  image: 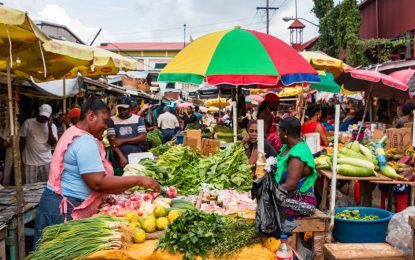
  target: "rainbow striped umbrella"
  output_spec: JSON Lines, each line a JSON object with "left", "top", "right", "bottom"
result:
{"left": 159, "top": 27, "right": 319, "bottom": 86}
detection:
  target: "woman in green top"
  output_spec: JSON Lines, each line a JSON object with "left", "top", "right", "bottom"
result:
{"left": 276, "top": 116, "right": 318, "bottom": 219}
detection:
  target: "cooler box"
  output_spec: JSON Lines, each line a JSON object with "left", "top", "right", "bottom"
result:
{"left": 304, "top": 133, "right": 321, "bottom": 154}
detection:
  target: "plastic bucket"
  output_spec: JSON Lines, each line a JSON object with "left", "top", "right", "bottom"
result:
{"left": 333, "top": 207, "right": 393, "bottom": 243}
{"left": 176, "top": 135, "right": 184, "bottom": 144}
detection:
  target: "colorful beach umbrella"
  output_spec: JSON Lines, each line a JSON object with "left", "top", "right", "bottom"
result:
{"left": 159, "top": 27, "right": 319, "bottom": 86}
{"left": 310, "top": 70, "right": 340, "bottom": 93}
{"left": 299, "top": 51, "right": 347, "bottom": 78}
{"left": 337, "top": 67, "right": 409, "bottom": 100}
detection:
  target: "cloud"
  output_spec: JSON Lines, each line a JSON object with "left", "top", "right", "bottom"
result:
{"left": 2, "top": 0, "right": 319, "bottom": 45}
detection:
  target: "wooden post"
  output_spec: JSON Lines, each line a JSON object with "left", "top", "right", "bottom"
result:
{"left": 7, "top": 59, "right": 25, "bottom": 258}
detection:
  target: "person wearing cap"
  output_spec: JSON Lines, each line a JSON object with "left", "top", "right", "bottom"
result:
{"left": 275, "top": 116, "right": 317, "bottom": 219}
{"left": 68, "top": 108, "right": 81, "bottom": 126}
{"left": 107, "top": 96, "right": 147, "bottom": 170}
{"left": 20, "top": 104, "right": 58, "bottom": 183}
{"left": 157, "top": 106, "right": 179, "bottom": 143}
{"left": 258, "top": 92, "right": 282, "bottom": 152}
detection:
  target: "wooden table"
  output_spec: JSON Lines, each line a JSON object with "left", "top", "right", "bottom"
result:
{"left": 318, "top": 169, "right": 392, "bottom": 210}
{"left": 0, "top": 182, "right": 45, "bottom": 260}
{"left": 323, "top": 243, "right": 405, "bottom": 260}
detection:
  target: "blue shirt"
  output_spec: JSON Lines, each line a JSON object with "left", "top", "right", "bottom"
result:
{"left": 47, "top": 135, "right": 104, "bottom": 200}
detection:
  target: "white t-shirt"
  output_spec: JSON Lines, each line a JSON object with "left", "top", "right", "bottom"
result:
{"left": 20, "top": 118, "right": 58, "bottom": 166}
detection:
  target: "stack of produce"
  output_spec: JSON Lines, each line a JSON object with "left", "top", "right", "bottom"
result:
{"left": 157, "top": 210, "right": 265, "bottom": 260}
{"left": 385, "top": 147, "right": 415, "bottom": 181}
{"left": 126, "top": 143, "right": 253, "bottom": 195}
{"left": 335, "top": 209, "right": 380, "bottom": 221}
{"left": 147, "top": 129, "right": 162, "bottom": 147}
{"left": 28, "top": 216, "right": 129, "bottom": 260}
{"left": 197, "top": 142, "right": 252, "bottom": 191}
{"left": 150, "top": 143, "right": 170, "bottom": 156}
{"left": 213, "top": 125, "right": 234, "bottom": 143}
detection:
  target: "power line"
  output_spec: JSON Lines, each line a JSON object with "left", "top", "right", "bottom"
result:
{"left": 256, "top": 0, "right": 279, "bottom": 34}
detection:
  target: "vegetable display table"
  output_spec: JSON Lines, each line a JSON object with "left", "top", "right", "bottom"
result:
{"left": 318, "top": 169, "right": 391, "bottom": 210}
{"left": 0, "top": 182, "right": 45, "bottom": 260}
{"left": 370, "top": 180, "right": 415, "bottom": 208}
{"left": 323, "top": 243, "right": 405, "bottom": 260}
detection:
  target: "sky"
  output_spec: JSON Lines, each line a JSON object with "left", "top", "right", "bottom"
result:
{"left": 4, "top": 0, "right": 319, "bottom": 46}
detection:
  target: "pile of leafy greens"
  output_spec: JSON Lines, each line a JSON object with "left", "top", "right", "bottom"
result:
{"left": 157, "top": 210, "right": 264, "bottom": 260}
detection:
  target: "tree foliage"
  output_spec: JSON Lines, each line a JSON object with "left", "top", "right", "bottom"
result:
{"left": 313, "top": 0, "right": 368, "bottom": 66}
{"left": 312, "top": 0, "right": 334, "bottom": 19}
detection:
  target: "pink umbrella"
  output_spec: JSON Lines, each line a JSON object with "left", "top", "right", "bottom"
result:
{"left": 199, "top": 106, "right": 208, "bottom": 113}
{"left": 177, "top": 102, "right": 194, "bottom": 108}
{"left": 389, "top": 69, "right": 415, "bottom": 94}
{"left": 337, "top": 67, "right": 409, "bottom": 100}
{"left": 247, "top": 94, "right": 264, "bottom": 103}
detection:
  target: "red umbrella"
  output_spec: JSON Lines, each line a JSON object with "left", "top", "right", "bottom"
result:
{"left": 389, "top": 69, "right": 415, "bottom": 94}
{"left": 337, "top": 67, "right": 409, "bottom": 100}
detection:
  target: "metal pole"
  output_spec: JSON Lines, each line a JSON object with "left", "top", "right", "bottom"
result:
{"left": 183, "top": 24, "right": 186, "bottom": 48}
{"left": 257, "top": 119, "right": 265, "bottom": 153}
{"left": 89, "top": 28, "right": 102, "bottom": 46}
{"left": 329, "top": 104, "right": 341, "bottom": 236}
{"left": 63, "top": 78, "right": 67, "bottom": 114}
{"left": 295, "top": 0, "right": 298, "bottom": 18}
{"left": 232, "top": 87, "right": 238, "bottom": 143}
{"left": 412, "top": 110, "right": 415, "bottom": 147}
{"left": 266, "top": 0, "right": 269, "bottom": 34}
{"left": 7, "top": 58, "right": 25, "bottom": 259}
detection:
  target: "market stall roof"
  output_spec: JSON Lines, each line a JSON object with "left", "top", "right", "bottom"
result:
{"left": 29, "top": 76, "right": 81, "bottom": 97}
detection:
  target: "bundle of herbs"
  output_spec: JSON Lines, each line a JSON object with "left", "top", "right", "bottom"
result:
{"left": 157, "top": 210, "right": 264, "bottom": 260}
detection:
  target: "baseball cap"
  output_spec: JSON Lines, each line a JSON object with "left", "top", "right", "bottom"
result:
{"left": 117, "top": 96, "right": 131, "bottom": 108}
{"left": 68, "top": 108, "right": 81, "bottom": 119}
{"left": 39, "top": 104, "right": 52, "bottom": 118}
{"left": 264, "top": 92, "right": 279, "bottom": 103}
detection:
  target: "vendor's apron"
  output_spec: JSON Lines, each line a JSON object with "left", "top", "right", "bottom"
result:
{"left": 48, "top": 126, "right": 114, "bottom": 221}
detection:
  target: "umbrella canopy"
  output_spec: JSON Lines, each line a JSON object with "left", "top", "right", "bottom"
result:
{"left": 0, "top": 6, "right": 93, "bottom": 81}
{"left": 337, "top": 67, "right": 409, "bottom": 100}
{"left": 204, "top": 98, "right": 229, "bottom": 108}
{"left": 159, "top": 27, "right": 319, "bottom": 86}
{"left": 207, "top": 107, "right": 220, "bottom": 112}
{"left": 43, "top": 39, "right": 138, "bottom": 78}
{"left": 310, "top": 70, "right": 340, "bottom": 93}
{"left": 299, "top": 51, "right": 347, "bottom": 78}
{"left": 389, "top": 69, "right": 415, "bottom": 94}
{"left": 246, "top": 94, "right": 264, "bottom": 103}
{"left": 177, "top": 102, "right": 194, "bottom": 108}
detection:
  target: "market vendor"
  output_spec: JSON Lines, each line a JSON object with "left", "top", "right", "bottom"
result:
{"left": 396, "top": 102, "right": 415, "bottom": 128}
{"left": 301, "top": 103, "right": 330, "bottom": 146}
{"left": 68, "top": 107, "right": 81, "bottom": 126}
{"left": 258, "top": 92, "right": 282, "bottom": 152}
{"left": 242, "top": 120, "right": 277, "bottom": 165}
{"left": 108, "top": 96, "right": 147, "bottom": 169}
{"left": 34, "top": 96, "right": 160, "bottom": 245}
{"left": 276, "top": 116, "right": 317, "bottom": 219}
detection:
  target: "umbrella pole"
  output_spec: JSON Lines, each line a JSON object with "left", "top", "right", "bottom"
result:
{"left": 328, "top": 104, "right": 341, "bottom": 241}
{"left": 7, "top": 58, "right": 25, "bottom": 258}
{"left": 63, "top": 78, "right": 67, "bottom": 130}
{"left": 232, "top": 87, "right": 238, "bottom": 143}
{"left": 412, "top": 110, "right": 415, "bottom": 147}
{"left": 355, "top": 94, "right": 370, "bottom": 141}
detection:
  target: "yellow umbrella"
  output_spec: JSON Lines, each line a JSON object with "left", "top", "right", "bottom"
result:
{"left": 0, "top": 6, "right": 93, "bottom": 81}
{"left": 299, "top": 51, "right": 347, "bottom": 78}
{"left": 207, "top": 106, "right": 220, "bottom": 112}
{"left": 43, "top": 39, "right": 138, "bottom": 78}
{"left": 278, "top": 86, "right": 304, "bottom": 97}
{"left": 204, "top": 98, "right": 229, "bottom": 108}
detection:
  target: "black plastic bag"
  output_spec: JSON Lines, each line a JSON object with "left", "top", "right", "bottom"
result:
{"left": 144, "top": 108, "right": 155, "bottom": 126}
{"left": 253, "top": 173, "right": 286, "bottom": 237}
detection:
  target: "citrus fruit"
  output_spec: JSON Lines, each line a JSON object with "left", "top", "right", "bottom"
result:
{"left": 132, "top": 228, "right": 146, "bottom": 243}
{"left": 156, "top": 217, "right": 169, "bottom": 230}
{"left": 154, "top": 206, "right": 168, "bottom": 218}
{"left": 168, "top": 210, "right": 182, "bottom": 223}
{"left": 142, "top": 219, "right": 156, "bottom": 233}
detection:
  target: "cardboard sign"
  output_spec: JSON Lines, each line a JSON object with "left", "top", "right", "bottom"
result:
{"left": 404, "top": 122, "right": 413, "bottom": 129}
{"left": 386, "top": 128, "right": 412, "bottom": 152}
{"left": 185, "top": 130, "right": 202, "bottom": 150}
{"left": 183, "top": 136, "right": 199, "bottom": 151}
{"left": 372, "top": 129, "right": 385, "bottom": 140}
{"left": 201, "top": 138, "right": 220, "bottom": 156}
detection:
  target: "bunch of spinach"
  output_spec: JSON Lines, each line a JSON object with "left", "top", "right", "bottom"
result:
{"left": 198, "top": 142, "right": 252, "bottom": 191}
{"left": 157, "top": 210, "right": 263, "bottom": 260}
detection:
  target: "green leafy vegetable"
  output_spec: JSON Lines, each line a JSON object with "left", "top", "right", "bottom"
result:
{"left": 335, "top": 210, "right": 380, "bottom": 221}
{"left": 147, "top": 129, "right": 162, "bottom": 147}
{"left": 157, "top": 210, "right": 263, "bottom": 260}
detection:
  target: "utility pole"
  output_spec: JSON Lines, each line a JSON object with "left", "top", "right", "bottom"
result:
{"left": 183, "top": 24, "right": 186, "bottom": 48}
{"left": 256, "top": 0, "right": 279, "bottom": 34}
{"left": 89, "top": 28, "right": 102, "bottom": 46}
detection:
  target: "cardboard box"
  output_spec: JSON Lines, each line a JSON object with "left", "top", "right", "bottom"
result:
{"left": 185, "top": 130, "right": 202, "bottom": 150}
{"left": 386, "top": 127, "right": 412, "bottom": 152}
{"left": 201, "top": 138, "right": 220, "bottom": 156}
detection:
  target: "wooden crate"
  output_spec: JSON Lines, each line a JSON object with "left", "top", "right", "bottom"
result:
{"left": 323, "top": 243, "right": 405, "bottom": 260}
